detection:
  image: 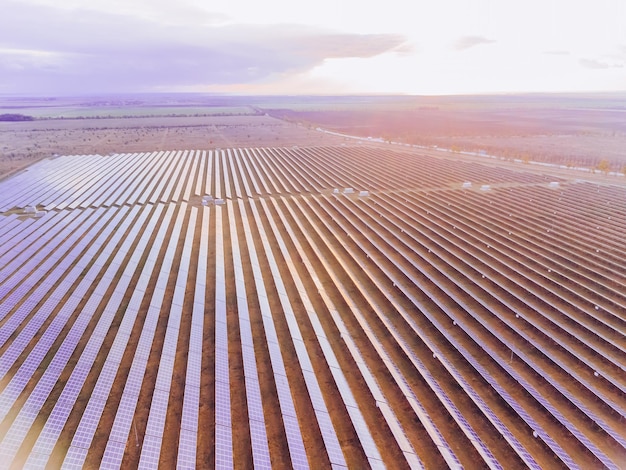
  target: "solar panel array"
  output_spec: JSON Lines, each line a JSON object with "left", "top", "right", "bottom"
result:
{"left": 0, "top": 146, "right": 624, "bottom": 468}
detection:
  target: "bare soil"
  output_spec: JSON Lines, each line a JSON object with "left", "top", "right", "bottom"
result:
{"left": 268, "top": 101, "right": 626, "bottom": 173}
{"left": 0, "top": 115, "right": 347, "bottom": 179}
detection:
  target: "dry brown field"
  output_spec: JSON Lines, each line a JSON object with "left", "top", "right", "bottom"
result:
{"left": 268, "top": 95, "right": 626, "bottom": 173}
{"left": 0, "top": 140, "right": 625, "bottom": 469}
{"left": 0, "top": 115, "right": 348, "bottom": 179}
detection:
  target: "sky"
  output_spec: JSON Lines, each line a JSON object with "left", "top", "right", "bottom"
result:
{"left": 1, "top": 0, "right": 625, "bottom": 95}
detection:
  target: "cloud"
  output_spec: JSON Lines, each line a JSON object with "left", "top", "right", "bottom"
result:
{"left": 580, "top": 59, "right": 609, "bottom": 69}
{"left": 453, "top": 35, "right": 496, "bottom": 51}
{"left": 579, "top": 58, "right": 623, "bottom": 70}
{"left": 391, "top": 42, "right": 417, "bottom": 56}
{"left": 543, "top": 50, "right": 570, "bottom": 56}
{"left": 0, "top": 1, "right": 406, "bottom": 93}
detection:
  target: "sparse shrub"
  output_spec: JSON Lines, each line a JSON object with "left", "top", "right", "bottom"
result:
{"left": 596, "top": 159, "right": 610, "bottom": 174}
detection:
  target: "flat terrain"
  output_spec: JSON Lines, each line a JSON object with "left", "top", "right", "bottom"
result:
{"left": 0, "top": 114, "right": 346, "bottom": 178}
{"left": 0, "top": 144, "right": 625, "bottom": 469}
{"left": 0, "top": 94, "right": 624, "bottom": 468}
{"left": 3, "top": 92, "right": 626, "bottom": 180}
{"left": 266, "top": 93, "right": 626, "bottom": 173}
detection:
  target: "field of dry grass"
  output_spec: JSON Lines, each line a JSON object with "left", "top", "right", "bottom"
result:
{"left": 267, "top": 93, "right": 626, "bottom": 173}
{"left": 4, "top": 93, "right": 626, "bottom": 179}
{"left": 0, "top": 114, "right": 348, "bottom": 179}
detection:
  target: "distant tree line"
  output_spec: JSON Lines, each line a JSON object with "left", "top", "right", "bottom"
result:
{"left": 35, "top": 112, "right": 264, "bottom": 121}
{"left": 0, "top": 113, "right": 35, "bottom": 122}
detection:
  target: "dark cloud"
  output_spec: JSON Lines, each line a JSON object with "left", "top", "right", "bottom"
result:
{"left": 0, "top": 2, "right": 406, "bottom": 93}
{"left": 453, "top": 35, "right": 496, "bottom": 51}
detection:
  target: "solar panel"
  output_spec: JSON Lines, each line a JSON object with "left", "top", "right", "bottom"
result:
{"left": 361, "top": 198, "right": 617, "bottom": 468}
{"left": 158, "top": 151, "right": 184, "bottom": 203}
{"left": 0, "top": 204, "right": 132, "bottom": 430}
{"left": 123, "top": 152, "right": 158, "bottom": 205}
{"left": 107, "top": 153, "right": 147, "bottom": 206}
{"left": 176, "top": 207, "right": 209, "bottom": 467}
{"left": 232, "top": 149, "right": 254, "bottom": 198}
{"left": 176, "top": 428, "right": 198, "bottom": 469}
{"left": 100, "top": 439, "right": 127, "bottom": 470}
{"left": 225, "top": 203, "right": 275, "bottom": 467}
{"left": 234, "top": 201, "right": 313, "bottom": 467}
{"left": 251, "top": 201, "right": 352, "bottom": 465}
{"left": 245, "top": 149, "right": 272, "bottom": 195}
{"left": 226, "top": 149, "right": 244, "bottom": 199}
{"left": 193, "top": 150, "right": 207, "bottom": 197}
{"left": 274, "top": 197, "right": 456, "bottom": 465}
{"left": 135, "top": 152, "right": 164, "bottom": 205}
{"left": 56, "top": 204, "right": 173, "bottom": 469}
{"left": 147, "top": 151, "right": 176, "bottom": 204}
{"left": 221, "top": 152, "right": 232, "bottom": 200}
{"left": 239, "top": 149, "right": 262, "bottom": 195}
{"left": 171, "top": 151, "right": 193, "bottom": 202}
{"left": 60, "top": 446, "right": 89, "bottom": 470}
{"left": 181, "top": 152, "right": 200, "bottom": 202}
{"left": 138, "top": 208, "right": 196, "bottom": 466}
{"left": 213, "top": 204, "right": 233, "bottom": 465}
{"left": 330, "top": 206, "right": 554, "bottom": 469}
{"left": 204, "top": 150, "right": 214, "bottom": 196}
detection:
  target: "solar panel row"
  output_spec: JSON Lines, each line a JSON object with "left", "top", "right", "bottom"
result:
{"left": 0, "top": 148, "right": 623, "bottom": 468}
{"left": 0, "top": 209, "right": 81, "bottom": 288}
{"left": 313, "top": 195, "right": 540, "bottom": 469}
{"left": 182, "top": 151, "right": 200, "bottom": 202}
{"left": 261, "top": 196, "right": 385, "bottom": 468}
{"left": 214, "top": 150, "right": 222, "bottom": 200}
{"left": 358, "top": 193, "right": 620, "bottom": 468}
{"left": 147, "top": 152, "right": 176, "bottom": 205}
{"left": 0, "top": 209, "right": 112, "bottom": 396}
{"left": 221, "top": 151, "right": 232, "bottom": 200}
{"left": 2, "top": 206, "right": 140, "bottom": 467}
{"left": 284, "top": 196, "right": 451, "bottom": 469}
{"left": 60, "top": 204, "right": 173, "bottom": 469}
{"left": 248, "top": 200, "right": 346, "bottom": 468}
{"left": 170, "top": 151, "right": 193, "bottom": 203}
{"left": 231, "top": 149, "right": 253, "bottom": 198}
{"left": 334, "top": 193, "right": 608, "bottom": 465}
{"left": 236, "top": 201, "right": 309, "bottom": 469}
{"left": 382, "top": 189, "right": 626, "bottom": 407}
{"left": 204, "top": 150, "right": 214, "bottom": 196}
{"left": 194, "top": 150, "right": 206, "bottom": 197}
{"left": 382, "top": 189, "right": 619, "bottom": 424}
{"left": 102, "top": 204, "right": 187, "bottom": 466}
{"left": 226, "top": 203, "right": 271, "bottom": 468}
{"left": 245, "top": 148, "right": 271, "bottom": 195}
{"left": 213, "top": 205, "right": 233, "bottom": 468}
{"left": 436, "top": 196, "right": 626, "bottom": 369}
{"left": 227, "top": 150, "right": 241, "bottom": 199}
{"left": 138, "top": 206, "right": 197, "bottom": 468}
{"left": 18, "top": 207, "right": 147, "bottom": 465}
